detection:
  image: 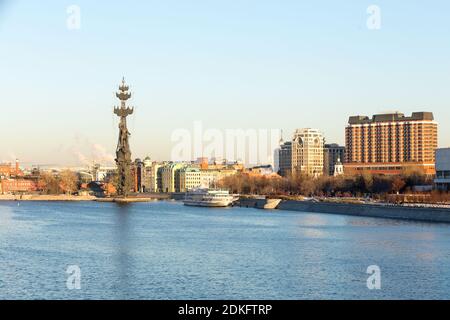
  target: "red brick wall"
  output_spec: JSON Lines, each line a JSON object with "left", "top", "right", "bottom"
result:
{"left": 1, "top": 179, "right": 37, "bottom": 193}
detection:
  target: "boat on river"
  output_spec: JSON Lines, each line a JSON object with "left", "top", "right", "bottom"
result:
{"left": 183, "top": 188, "right": 237, "bottom": 207}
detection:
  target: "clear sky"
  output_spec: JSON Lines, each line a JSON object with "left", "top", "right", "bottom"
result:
{"left": 1, "top": 0, "right": 449, "bottom": 166}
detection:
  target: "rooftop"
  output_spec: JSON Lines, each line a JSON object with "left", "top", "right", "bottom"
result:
{"left": 348, "top": 112, "right": 434, "bottom": 125}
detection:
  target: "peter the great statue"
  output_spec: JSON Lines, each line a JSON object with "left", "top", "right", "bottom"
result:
{"left": 114, "top": 78, "right": 134, "bottom": 197}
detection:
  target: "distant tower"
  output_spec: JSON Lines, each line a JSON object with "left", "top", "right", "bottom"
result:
{"left": 15, "top": 159, "right": 20, "bottom": 176}
{"left": 334, "top": 157, "right": 344, "bottom": 176}
{"left": 114, "top": 78, "right": 134, "bottom": 197}
{"left": 279, "top": 129, "right": 284, "bottom": 146}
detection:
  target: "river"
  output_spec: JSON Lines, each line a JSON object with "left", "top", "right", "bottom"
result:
{"left": 0, "top": 200, "right": 449, "bottom": 299}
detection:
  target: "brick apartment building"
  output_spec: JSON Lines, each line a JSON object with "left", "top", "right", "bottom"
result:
{"left": 0, "top": 160, "right": 22, "bottom": 178}
{"left": 345, "top": 112, "right": 438, "bottom": 175}
{"left": 0, "top": 179, "right": 37, "bottom": 194}
{"left": 0, "top": 160, "right": 36, "bottom": 194}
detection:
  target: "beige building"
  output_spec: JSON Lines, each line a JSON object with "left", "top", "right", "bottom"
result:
{"left": 199, "top": 169, "right": 234, "bottom": 188}
{"left": 179, "top": 167, "right": 202, "bottom": 192}
{"left": 179, "top": 167, "right": 240, "bottom": 192}
{"left": 161, "top": 163, "right": 185, "bottom": 193}
{"left": 291, "top": 129, "right": 324, "bottom": 177}
{"left": 345, "top": 112, "right": 438, "bottom": 175}
{"left": 158, "top": 159, "right": 243, "bottom": 193}
{"left": 141, "top": 159, "right": 163, "bottom": 193}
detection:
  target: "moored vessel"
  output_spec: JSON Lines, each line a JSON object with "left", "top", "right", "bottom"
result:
{"left": 183, "top": 188, "right": 236, "bottom": 207}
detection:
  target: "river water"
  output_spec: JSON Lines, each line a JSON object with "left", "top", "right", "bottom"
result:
{"left": 0, "top": 200, "right": 449, "bottom": 300}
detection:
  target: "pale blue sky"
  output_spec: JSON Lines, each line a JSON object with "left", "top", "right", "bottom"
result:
{"left": 1, "top": 0, "right": 449, "bottom": 166}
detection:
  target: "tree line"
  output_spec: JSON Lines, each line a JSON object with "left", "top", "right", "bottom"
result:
{"left": 218, "top": 171, "right": 438, "bottom": 198}
{"left": 38, "top": 170, "right": 79, "bottom": 195}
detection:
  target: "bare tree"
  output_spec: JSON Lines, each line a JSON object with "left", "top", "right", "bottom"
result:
{"left": 59, "top": 170, "right": 79, "bottom": 195}
{"left": 391, "top": 176, "right": 406, "bottom": 194}
{"left": 38, "top": 172, "right": 60, "bottom": 195}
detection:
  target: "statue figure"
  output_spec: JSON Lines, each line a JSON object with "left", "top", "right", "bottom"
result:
{"left": 117, "top": 118, "right": 130, "bottom": 155}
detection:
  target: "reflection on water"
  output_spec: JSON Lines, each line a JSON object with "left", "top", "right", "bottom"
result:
{"left": 297, "top": 227, "right": 329, "bottom": 239}
{"left": 0, "top": 204, "right": 45, "bottom": 236}
{"left": 0, "top": 205, "right": 14, "bottom": 232}
{"left": 113, "top": 204, "right": 132, "bottom": 296}
{"left": 300, "top": 214, "right": 328, "bottom": 226}
{"left": 0, "top": 201, "right": 450, "bottom": 300}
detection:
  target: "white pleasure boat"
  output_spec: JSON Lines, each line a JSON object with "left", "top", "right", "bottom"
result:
{"left": 183, "top": 188, "right": 236, "bottom": 207}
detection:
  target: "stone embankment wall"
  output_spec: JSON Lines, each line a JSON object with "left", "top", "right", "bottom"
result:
{"left": 279, "top": 200, "right": 450, "bottom": 223}
{"left": 238, "top": 197, "right": 450, "bottom": 223}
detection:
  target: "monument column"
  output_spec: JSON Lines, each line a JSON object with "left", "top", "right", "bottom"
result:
{"left": 114, "top": 78, "right": 134, "bottom": 197}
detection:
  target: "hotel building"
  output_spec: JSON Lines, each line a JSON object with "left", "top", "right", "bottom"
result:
{"left": 345, "top": 112, "right": 438, "bottom": 175}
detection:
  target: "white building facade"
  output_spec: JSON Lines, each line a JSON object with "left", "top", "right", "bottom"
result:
{"left": 435, "top": 148, "right": 450, "bottom": 191}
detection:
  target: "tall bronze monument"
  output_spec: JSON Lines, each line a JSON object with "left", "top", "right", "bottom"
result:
{"left": 114, "top": 78, "right": 134, "bottom": 197}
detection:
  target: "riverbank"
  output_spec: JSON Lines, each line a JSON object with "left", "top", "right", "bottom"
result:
{"left": 0, "top": 193, "right": 170, "bottom": 202}
{"left": 0, "top": 194, "right": 96, "bottom": 201}
{"left": 96, "top": 197, "right": 160, "bottom": 203}
{"left": 3, "top": 193, "right": 450, "bottom": 224}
